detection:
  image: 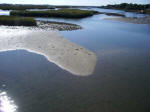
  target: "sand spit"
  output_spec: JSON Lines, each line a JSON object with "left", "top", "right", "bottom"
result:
{"left": 0, "top": 26, "right": 97, "bottom": 76}
{"left": 105, "top": 17, "right": 150, "bottom": 25}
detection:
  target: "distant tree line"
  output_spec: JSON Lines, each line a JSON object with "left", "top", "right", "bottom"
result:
{"left": 0, "top": 4, "right": 55, "bottom": 10}
{"left": 0, "top": 3, "right": 97, "bottom": 10}
{"left": 103, "top": 3, "right": 150, "bottom": 10}
{"left": 101, "top": 3, "right": 150, "bottom": 14}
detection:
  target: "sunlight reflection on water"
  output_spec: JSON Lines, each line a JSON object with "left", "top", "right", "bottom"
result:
{"left": 0, "top": 91, "right": 17, "bottom": 112}
{"left": 0, "top": 10, "right": 10, "bottom": 16}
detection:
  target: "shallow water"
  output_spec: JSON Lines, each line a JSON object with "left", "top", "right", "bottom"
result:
{"left": 0, "top": 8, "right": 150, "bottom": 112}
{"left": 93, "top": 8, "right": 150, "bottom": 18}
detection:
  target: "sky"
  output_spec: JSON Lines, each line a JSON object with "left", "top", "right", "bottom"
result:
{"left": 0, "top": 0, "right": 149, "bottom": 6}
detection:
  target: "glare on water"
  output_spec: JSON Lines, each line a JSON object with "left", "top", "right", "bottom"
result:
{"left": 0, "top": 91, "right": 17, "bottom": 112}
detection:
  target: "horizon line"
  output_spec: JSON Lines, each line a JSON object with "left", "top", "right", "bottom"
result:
{"left": 0, "top": 2, "right": 149, "bottom": 7}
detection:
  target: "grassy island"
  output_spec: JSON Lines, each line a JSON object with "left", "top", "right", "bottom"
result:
{"left": 0, "top": 16, "right": 37, "bottom": 26}
{"left": 10, "top": 9, "right": 99, "bottom": 18}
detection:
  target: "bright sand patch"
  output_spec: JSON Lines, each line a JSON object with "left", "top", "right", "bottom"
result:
{"left": 0, "top": 26, "right": 97, "bottom": 76}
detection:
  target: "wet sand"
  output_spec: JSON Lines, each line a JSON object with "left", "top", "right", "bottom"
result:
{"left": 0, "top": 26, "right": 97, "bottom": 76}
{"left": 105, "top": 17, "right": 150, "bottom": 25}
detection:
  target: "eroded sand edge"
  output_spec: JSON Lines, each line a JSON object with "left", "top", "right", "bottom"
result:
{"left": 0, "top": 26, "right": 97, "bottom": 76}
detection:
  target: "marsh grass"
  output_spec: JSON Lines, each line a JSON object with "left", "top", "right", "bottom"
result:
{"left": 10, "top": 9, "right": 99, "bottom": 18}
{"left": 0, "top": 16, "right": 37, "bottom": 26}
{"left": 0, "top": 4, "right": 55, "bottom": 10}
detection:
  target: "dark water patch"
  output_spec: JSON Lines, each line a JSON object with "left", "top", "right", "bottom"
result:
{"left": 0, "top": 46, "right": 150, "bottom": 112}
{"left": 0, "top": 50, "right": 74, "bottom": 112}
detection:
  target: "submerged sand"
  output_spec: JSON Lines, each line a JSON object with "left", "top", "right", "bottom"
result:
{"left": 105, "top": 17, "right": 150, "bottom": 25}
{"left": 0, "top": 26, "right": 97, "bottom": 76}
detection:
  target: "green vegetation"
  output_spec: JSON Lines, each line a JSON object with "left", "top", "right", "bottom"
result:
{"left": 0, "top": 4, "right": 55, "bottom": 10}
{"left": 0, "top": 16, "right": 37, "bottom": 26}
{"left": 10, "top": 9, "right": 99, "bottom": 18}
{"left": 101, "top": 3, "right": 150, "bottom": 14}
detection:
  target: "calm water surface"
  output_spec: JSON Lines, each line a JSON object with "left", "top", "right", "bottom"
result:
{"left": 94, "top": 8, "right": 150, "bottom": 17}
{"left": 0, "top": 8, "right": 150, "bottom": 112}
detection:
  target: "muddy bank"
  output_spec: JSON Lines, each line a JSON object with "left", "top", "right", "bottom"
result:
{"left": 102, "top": 12, "right": 125, "bottom": 17}
{"left": 37, "top": 21, "right": 82, "bottom": 31}
{"left": 0, "top": 27, "right": 96, "bottom": 76}
{"left": 0, "top": 20, "right": 82, "bottom": 31}
{"left": 105, "top": 17, "right": 150, "bottom": 25}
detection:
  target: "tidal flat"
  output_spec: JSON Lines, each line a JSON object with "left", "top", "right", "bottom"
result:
{"left": 0, "top": 6, "right": 150, "bottom": 112}
{"left": 0, "top": 26, "right": 97, "bottom": 76}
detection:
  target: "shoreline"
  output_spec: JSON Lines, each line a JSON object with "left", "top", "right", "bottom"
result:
{"left": 105, "top": 17, "right": 150, "bottom": 25}
{"left": 0, "top": 26, "right": 97, "bottom": 76}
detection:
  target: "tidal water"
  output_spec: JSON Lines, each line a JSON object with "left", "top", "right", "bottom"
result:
{"left": 0, "top": 8, "right": 150, "bottom": 112}
{"left": 93, "top": 8, "right": 150, "bottom": 18}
